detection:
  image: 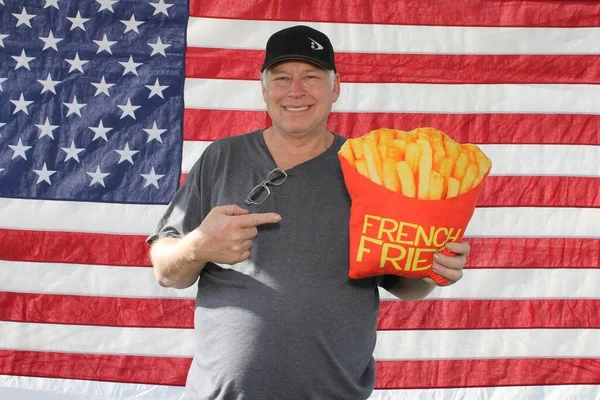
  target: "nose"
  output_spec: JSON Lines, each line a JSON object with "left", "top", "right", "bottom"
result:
{"left": 286, "top": 77, "right": 306, "bottom": 97}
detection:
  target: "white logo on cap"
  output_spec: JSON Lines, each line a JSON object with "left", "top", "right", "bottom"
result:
{"left": 308, "top": 37, "right": 324, "bottom": 50}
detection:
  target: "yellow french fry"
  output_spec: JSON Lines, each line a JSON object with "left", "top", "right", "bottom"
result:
{"left": 382, "top": 159, "right": 401, "bottom": 193}
{"left": 350, "top": 137, "right": 364, "bottom": 159}
{"left": 444, "top": 136, "right": 461, "bottom": 162}
{"left": 452, "top": 152, "right": 468, "bottom": 180}
{"left": 389, "top": 139, "right": 407, "bottom": 159}
{"left": 394, "top": 130, "right": 409, "bottom": 140}
{"left": 446, "top": 177, "right": 460, "bottom": 199}
{"left": 396, "top": 161, "right": 416, "bottom": 198}
{"left": 378, "top": 144, "right": 388, "bottom": 160}
{"left": 362, "top": 139, "right": 383, "bottom": 185}
{"left": 416, "top": 138, "right": 433, "bottom": 200}
{"left": 460, "top": 163, "right": 478, "bottom": 194}
{"left": 438, "top": 157, "right": 454, "bottom": 178}
{"left": 377, "top": 129, "right": 395, "bottom": 146}
{"left": 339, "top": 141, "right": 355, "bottom": 168}
{"left": 355, "top": 159, "right": 370, "bottom": 179}
{"left": 429, "top": 128, "right": 444, "bottom": 141}
{"left": 405, "top": 142, "right": 421, "bottom": 176}
{"left": 473, "top": 155, "right": 492, "bottom": 187}
{"left": 428, "top": 170, "right": 445, "bottom": 200}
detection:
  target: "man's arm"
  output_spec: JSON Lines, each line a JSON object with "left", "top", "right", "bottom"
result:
{"left": 150, "top": 205, "right": 281, "bottom": 289}
{"left": 386, "top": 241, "right": 471, "bottom": 301}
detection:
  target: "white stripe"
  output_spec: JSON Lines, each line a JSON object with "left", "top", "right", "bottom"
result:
{"left": 2, "top": 198, "right": 599, "bottom": 237}
{"left": 181, "top": 140, "right": 600, "bottom": 177}
{"left": 0, "top": 261, "right": 196, "bottom": 299}
{"left": 381, "top": 268, "right": 600, "bottom": 300}
{"left": 2, "top": 376, "right": 599, "bottom": 400}
{"left": 374, "top": 328, "right": 600, "bottom": 360}
{"left": 187, "top": 18, "right": 600, "bottom": 55}
{"left": 0, "top": 321, "right": 194, "bottom": 357}
{"left": 1, "top": 321, "right": 599, "bottom": 359}
{"left": 184, "top": 78, "right": 600, "bottom": 114}
{"left": 2, "top": 261, "right": 599, "bottom": 301}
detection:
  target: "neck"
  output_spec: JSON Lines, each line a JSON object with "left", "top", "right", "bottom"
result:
{"left": 263, "top": 127, "right": 334, "bottom": 169}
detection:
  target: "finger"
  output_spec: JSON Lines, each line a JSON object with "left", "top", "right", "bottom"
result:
{"left": 446, "top": 241, "right": 471, "bottom": 255}
{"left": 232, "top": 240, "right": 253, "bottom": 253}
{"left": 236, "top": 212, "right": 281, "bottom": 228}
{"left": 218, "top": 204, "right": 250, "bottom": 216}
{"left": 432, "top": 262, "right": 463, "bottom": 283}
{"left": 240, "top": 227, "right": 258, "bottom": 240}
{"left": 434, "top": 252, "right": 466, "bottom": 270}
{"left": 238, "top": 250, "right": 251, "bottom": 262}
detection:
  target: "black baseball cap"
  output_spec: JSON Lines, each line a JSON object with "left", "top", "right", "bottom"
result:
{"left": 261, "top": 25, "right": 336, "bottom": 72}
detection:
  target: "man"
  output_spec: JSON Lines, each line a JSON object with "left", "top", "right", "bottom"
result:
{"left": 147, "top": 25, "right": 469, "bottom": 399}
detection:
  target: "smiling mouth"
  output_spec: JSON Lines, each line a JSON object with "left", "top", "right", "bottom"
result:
{"left": 283, "top": 106, "right": 309, "bottom": 112}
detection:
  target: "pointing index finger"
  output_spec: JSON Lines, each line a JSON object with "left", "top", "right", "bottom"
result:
{"left": 236, "top": 212, "right": 281, "bottom": 228}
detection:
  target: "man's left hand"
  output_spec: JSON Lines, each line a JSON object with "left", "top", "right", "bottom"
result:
{"left": 424, "top": 241, "right": 470, "bottom": 286}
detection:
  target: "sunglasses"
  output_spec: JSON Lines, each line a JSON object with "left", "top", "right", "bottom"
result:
{"left": 244, "top": 168, "right": 288, "bottom": 206}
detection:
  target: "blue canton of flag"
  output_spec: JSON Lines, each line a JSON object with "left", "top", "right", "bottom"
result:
{"left": 0, "top": 0, "right": 186, "bottom": 204}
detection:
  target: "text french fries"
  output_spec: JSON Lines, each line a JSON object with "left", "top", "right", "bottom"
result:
{"left": 340, "top": 127, "right": 491, "bottom": 200}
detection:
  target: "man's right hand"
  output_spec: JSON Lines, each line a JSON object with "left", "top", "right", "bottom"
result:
{"left": 182, "top": 205, "right": 281, "bottom": 265}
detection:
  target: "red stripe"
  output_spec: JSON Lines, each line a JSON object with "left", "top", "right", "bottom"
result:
{"left": 184, "top": 174, "right": 600, "bottom": 208}
{"left": 0, "top": 350, "right": 190, "bottom": 386}
{"left": 183, "top": 109, "right": 600, "bottom": 145}
{"left": 0, "top": 292, "right": 194, "bottom": 328}
{"left": 1, "top": 350, "right": 598, "bottom": 388}
{"left": 187, "top": 48, "right": 600, "bottom": 84}
{"left": 189, "top": 0, "right": 600, "bottom": 27}
{"left": 0, "top": 229, "right": 150, "bottom": 267}
{"left": 375, "top": 358, "right": 600, "bottom": 389}
{"left": 2, "top": 230, "right": 598, "bottom": 269}
{"left": 477, "top": 176, "right": 600, "bottom": 208}
{"left": 377, "top": 299, "right": 600, "bottom": 331}
{"left": 2, "top": 292, "right": 599, "bottom": 330}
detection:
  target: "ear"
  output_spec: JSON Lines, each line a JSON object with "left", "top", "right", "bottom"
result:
{"left": 262, "top": 80, "right": 267, "bottom": 102}
{"left": 332, "top": 73, "right": 341, "bottom": 103}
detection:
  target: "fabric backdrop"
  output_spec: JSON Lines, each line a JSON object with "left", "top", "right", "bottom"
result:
{"left": 1, "top": 0, "right": 599, "bottom": 399}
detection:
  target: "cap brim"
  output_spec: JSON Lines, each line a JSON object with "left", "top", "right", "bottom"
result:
{"left": 261, "top": 55, "right": 334, "bottom": 72}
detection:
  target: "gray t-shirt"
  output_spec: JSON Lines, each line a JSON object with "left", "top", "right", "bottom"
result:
{"left": 148, "top": 129, "right": 399, "bottom": 400}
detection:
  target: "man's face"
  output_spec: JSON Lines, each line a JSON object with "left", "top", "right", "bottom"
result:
{"left": 262, "top": 61, "right": 340, "bottom": 138}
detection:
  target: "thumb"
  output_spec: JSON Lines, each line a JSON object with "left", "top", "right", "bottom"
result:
{"left": 218, "top": 204, "right": 250, "bottom": 216}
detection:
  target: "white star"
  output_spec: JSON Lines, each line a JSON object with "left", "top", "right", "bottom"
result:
{"left": 148, "top": 37, "right": 171, "bottom": 57}
{"left": 10, "top": 93, "right": 34, "bottom": 115}
{"left": 0, "top": 77, "right": 7, "bottom": 92}
{"left": 0, "top": 0, "right": 4, "bottom": 5}
{"left": 96, "top": 0, "right": 118, "bottom": 12}
{"left": 33, "top": 163, "right": 57, "bottom": 185}
{"left": 0, "top": 34, "right": 8, "bottom": 48}
{"left": 141, "top": 167, "right": 165, "bottom": 189}
{"left": 117, "top": 98, "right": 140, "bottom": 119}
{"left": 12, "top": 8, "right": 35, "bottom": 28}
{"left": 44, "top": 0, "right": 60, "bottom": 10}
{"left": 91, "top": 76, "right": 114, "bottom": 97}
{"left": 0, "top": 122, "right": 5, "bottom": 130}
{"left": 143, "top": 121, "right": 167, "bottom": 143}
{"left": 120, "top": 14, "right": 144, "bottom": 34}
{"left": 145, "top": 78, "right": 168, "bottom": 99}
{"left": 65, "top": 52, "right": 89, "bottom": 73}
{"left": 37, "top": 73, "right": 61, "bottom": 94}
{"left": 149, "top": 0, "right": 173, "bottom": 16}
{"left": 8, "top": 138, "right": 32, "bottom": 160}
{"left": 35, "top": 117, "right": 59, "bottom": 139}
{"left": 12, "top": 49, "right": 35, "bottom": 71}
{"left": 63, "top": 95, "right": 86, "bottom": 117}
{"left": 119, "top": 55, "right": 142, "bottom": 76}
{"left": 93, "top": 33, "right": 117, "bottom": 54}
{"left": 0, "top": 168, "right": 3, "bottom": 173}
{"left": 61, "top": 141, "right": 84, "bottom": 162}
{"left": 86, "top": 166, "right": 110, "bottom": 187}
{"left": 89, "top": 120, "right": 113, "bottom": 141}
{"left": 115, "top": 142, "right": 139, "bottom": 164}
{"left": 39, "top": 30, "right": 62, "bottom": 51}
{"left": 67, "top": 11, "right": 90, "bottom": 31}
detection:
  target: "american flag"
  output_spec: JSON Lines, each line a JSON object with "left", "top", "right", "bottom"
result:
{"left": 1, "top": 0, "right": 600, "bottom": 399}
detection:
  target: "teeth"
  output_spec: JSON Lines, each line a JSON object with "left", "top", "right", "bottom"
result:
{"left": 285, "top": 106, "right": 308, "bottom": 112}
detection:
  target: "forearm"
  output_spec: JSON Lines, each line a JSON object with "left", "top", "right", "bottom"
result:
{"left": 386, "top": 277, "right": 436, "bottom": 301}
{"left": 150, "top": 234, "right": 208, "bottom": 289}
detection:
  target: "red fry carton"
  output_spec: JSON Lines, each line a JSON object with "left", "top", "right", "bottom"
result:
{"left": 339, "top": 127, "right": 492, "bottom": 285}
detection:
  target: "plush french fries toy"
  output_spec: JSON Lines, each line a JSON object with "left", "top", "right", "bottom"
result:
{"left": 339, "top": 127, "right": 492, "bottom": 285}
